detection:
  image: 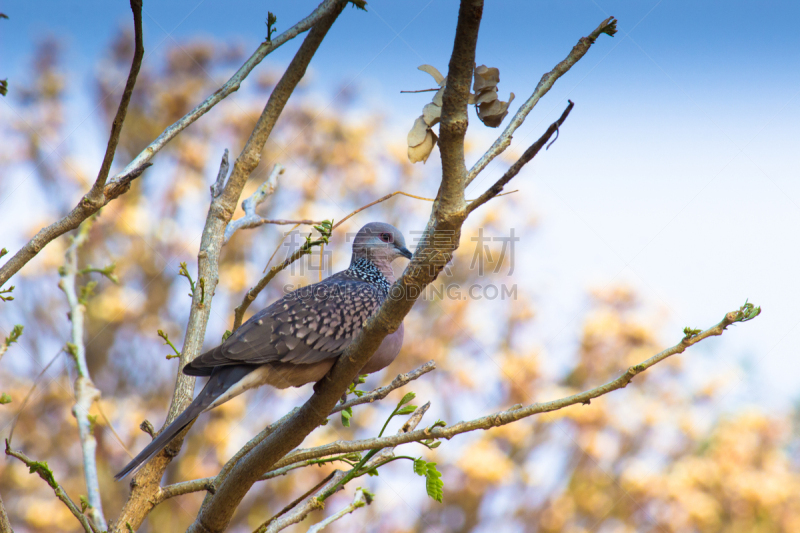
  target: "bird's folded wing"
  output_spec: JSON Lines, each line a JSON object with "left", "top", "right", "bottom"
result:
{"left": 184, "top": 276, "right": 384, "bottom": 375}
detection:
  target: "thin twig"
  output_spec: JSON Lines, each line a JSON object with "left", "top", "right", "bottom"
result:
{"left": 306, "top": 487, "right": 371, "bottom": 533}
{"left": 400, "top": 88, "right": 439, "bottom": 93}
{"left": 467, "top": 100, "right": 574, "bottom": 215}
{"left": 466, "top": 16, "right": 617, "bottom": 186}
{"left": 331, "top": 361, "right": 436, "bottom": 414}
{"left": 269, "top": 309, "right": 754, "bottom": 470}
{"left": 4, "top": 442, "right": 98, "bottom": 533}
{"left": 108, "top": 0, "right": 346, "bottom": 185}
{"left": 58, "top": 220, "right": 107, "bottom": 531}
{"left": 6, "top": 349, "right": 62, "bottom": 445}
{"left": 223, "top": 164, "right": 285, "bottom": 244}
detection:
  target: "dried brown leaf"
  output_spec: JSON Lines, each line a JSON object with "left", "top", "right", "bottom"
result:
{"left": 473, "top": 65, "right": 500, "bottom": 93}
{"left": 418, "top": 64, "right": 446, "bottom": 86}
{"left": 407, "top": 116, "right": 429, "bottom": 147}
{"left": 422, "top": 103, "right": 442, "bottom": 126}
{"left": 408, "top": 129, "right": 437, "bottom": 164}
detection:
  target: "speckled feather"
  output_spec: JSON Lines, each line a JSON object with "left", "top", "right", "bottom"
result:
{"left": 184, "top": 258, "right": 392, "bottom": 374}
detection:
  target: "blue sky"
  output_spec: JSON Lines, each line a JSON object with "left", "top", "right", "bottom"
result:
{"left": 2, "top": 1, "right": 800, "bottom": 408}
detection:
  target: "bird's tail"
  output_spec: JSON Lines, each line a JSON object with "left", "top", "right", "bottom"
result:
{"left": 114, "top": 365, "right": 256, "bottom": 480}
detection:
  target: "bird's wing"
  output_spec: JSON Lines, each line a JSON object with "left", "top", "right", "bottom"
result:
{"left": 184, "top": 274, "right": 384, "bottom": 375}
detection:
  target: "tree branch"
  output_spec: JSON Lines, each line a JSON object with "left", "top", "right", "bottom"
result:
{"left": 305, "top": 487, "right": 371, "bottom": 533}
{"left": 262, "top": 307, "right": 757, "bottom": 469}
{"left": 0, "top": 1, "right": 145, "bottom": 290}
{"left": 108, "top": 0, "right": 347, "bottom": 186}
{"left": 191, "top": 4, "right": 484, "bottom": 531}
{"left": 331, "top": 361, "right": 436, "bottom": 414}
{"left": 467, "top": 100, "right": 574, "bottom": 215}
{"left": 223, "top": 163, "right": 285, "bottom": 245}
{"left": 466, "top": 16, "right": 617, "bottom": 186}
{"left": 57, "top": 221, "right": 107, "bottom": 532}
{"left": 5, "top": 442, "right": 98, "bottom": 533}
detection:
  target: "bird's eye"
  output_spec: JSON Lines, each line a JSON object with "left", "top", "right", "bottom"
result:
{"left": 380, "top": 232, "right": 392, "bottom": 243}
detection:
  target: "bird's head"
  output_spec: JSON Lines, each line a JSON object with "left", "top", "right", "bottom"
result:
{"left": 351, "top": 222, "right": 413, "bottom": 265}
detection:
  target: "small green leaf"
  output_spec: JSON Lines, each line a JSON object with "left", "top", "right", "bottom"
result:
{"left": 424, "top": 462, "right": 443, "bottom": 503}
{"left": 341, "top": 406, "right": 353, "bottom": 427}
{"left": 79, "top": 495, "right": 90, "bottom": 513}
{"left": 413, "top": 458, "right": 427, "bottom": 477}
{"left": 222, "top": 330, "right": 232, "bottom": 342}
{"left": 397, "top": 392, "right": 416, "bottom": 409}
{"left": 395, "top": 405, "right": 417, "bottom": 416}
{"left": 4, "top": 324, "right": 23, "bottom": 346}
{"left": 365, "top": 468, "right": 379, "bottom": 477}
{"left": 28, "top": 460, "right": 58, "bottom": 489}
{"left": 0, "top": 393, "right": 11, "bottom": 405}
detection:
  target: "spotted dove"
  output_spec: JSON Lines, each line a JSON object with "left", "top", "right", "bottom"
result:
{"left": 115, "top": 222, "right": 412, "bottom": 480}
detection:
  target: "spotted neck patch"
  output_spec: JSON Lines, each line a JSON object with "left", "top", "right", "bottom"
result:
{"left": 347, "top": 258, "right": 391, "bottom": 296}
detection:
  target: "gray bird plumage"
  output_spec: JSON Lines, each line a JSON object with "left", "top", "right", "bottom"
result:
{"left": 115, "top": 222, "right": 412, "bottom": 480}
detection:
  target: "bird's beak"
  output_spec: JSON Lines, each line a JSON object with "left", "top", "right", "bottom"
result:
{"left": 397, "top": 246, "right": 413, "bottom": 259}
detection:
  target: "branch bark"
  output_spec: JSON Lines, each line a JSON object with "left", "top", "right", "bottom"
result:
{"left": 223, "top": 163, "right": 285, "bottom": 244}
{"left": 58, "top": 222, "right": 107, "bottom": 532}
{"left": 0, "top": 491, "right": 12, "bottom": 533}
{"left": 261, "top": 309, "right": 751, "bottom": 469}
{"left": 0, "top": 0, "right": 144, "bottom": 290}
{"left": 115, "top": 4, "right": 348, "bottom": 531}
{"left": 189, "top": 3, "right": 484, "bottom": 531}
{"left": 466, "top": 16, "right": 617, "bottom": 186}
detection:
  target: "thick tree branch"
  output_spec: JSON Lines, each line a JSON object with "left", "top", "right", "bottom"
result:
{"left": 263, "top": 307, "right": 758, "bottom": 469}
{"left": 467, "top": 100, "right": 574, "bottom": 215}
{"left": 466, "top": 16, "right": 617, "bottom": 186}
{"left": 0, "top": 1, "right": 144, "bottom": 290}
{"left": 5, "top": 442, "right": 98, "bottom": 533}
{"left": 191, "top": 4, "right": 484, "bottom": 531}
{"left": 58, "top": 221, "right": 107, "bottom": 532}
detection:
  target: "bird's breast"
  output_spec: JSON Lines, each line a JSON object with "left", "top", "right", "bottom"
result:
{"left": 359, "top": 322, "right": 405, "bottom": 375}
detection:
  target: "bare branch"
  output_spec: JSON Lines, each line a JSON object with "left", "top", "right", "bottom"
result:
{"left": 257, "top": 472, "right": 343, "bottom": 533}
{"left": 4, "top": 442, "right": 98, "bottom": 533}
{"left": 262, "top": 404, "right": 430, "bottom": 533}
{"left": 223, "top": 163, "right": 285, "bottom": 244}
{"left": 467, "top": 100, "right": 574, "bottom": 215}
{"left": 306, "top": 488, "right": 371, "bottom": 533}
{"left": 267, "top": 309, "right": 755, "bottom": 469}
{"left": 466, "top": 16, "right": 617, "bottom": 186}
{"left": 57, "top": 220, "right": 107, "bottom": 532}
{"left": 108, "top": 0, "right": 347, "bottom": 186}
{"left": 331, "top": 361, "right": 436, "bottom": 414}
{"left": 0, "top": 2, "right": 146, "bottom": 290}
{"left": 155, "top": 478, "right": 216, "bottom": 504}
{"left": 192, "top": 4, "right": 484, "bottom": 530}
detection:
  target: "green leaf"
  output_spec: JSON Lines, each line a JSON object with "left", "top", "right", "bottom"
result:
{"left": 0, "top": 393, "right": 11, "bottom": 405}
{"left": 341, "top": 406, "right": 353, "bottom": 427}
{"left": 413, "top": 458, "right": 427, "bottom": 477}
{"left": 222, "top": 330, "right": 232, "bottom": 342}
{"left": 424, "top": 462, "right": 444, "bottom": 503}
{"left": 365, "top": 468, "right": 379, "bottom": 477}
{"left": 28, "top": 460, "right": 58, "bottom": 489}
{"left": 4, "top": 324, "right": 22, "bottom": 346}
{"left": 396, "top": 392, "right": 416, "bottom": 409}
{"left": 79, "top": 495, "right": 90, "bottom": 513}
{"left": 395, "top": 405, "right": 418, "bottom": 415}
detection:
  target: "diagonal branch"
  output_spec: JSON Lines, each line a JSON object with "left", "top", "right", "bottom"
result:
{"left": 466, "top": 16, "right": 617, "bottom": 186}
{"left": 5, "top": 442, "right": 98, "bottom": 533}
{"left": 108, "top": 0, "right": 347, "bottom": 185}
{"left": 0, "top": 0, "right": 145, "bottom": 290}
{"left": 58, "top": 220, "right": 107, "bottom": 532}
{"left": 467, "top": 100, "right": 574, "bottom": 215}
{"left": 0, "top": 490, "right": 12, "bottom": 533}
{"left": 191, "top": 4, "right": 485, "bottom": 531}
{"left": 266, "top": 306, "right": 758, "bottom": 469}
{"left": 223, "top": 164, "right": 285, "bottom": 244}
